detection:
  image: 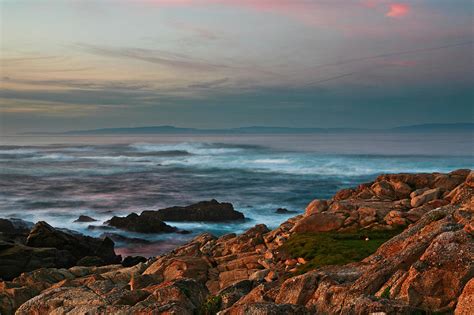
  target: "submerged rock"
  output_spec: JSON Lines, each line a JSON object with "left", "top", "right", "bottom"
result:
{"left": 275, "top": 208, "right": 297, "bottom": 214}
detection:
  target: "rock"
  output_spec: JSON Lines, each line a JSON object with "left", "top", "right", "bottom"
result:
{"left": 291, "top": 212, "right": 344, "bottom": 233}
{"left": 141, "top": 278, "right": 208, "bottom": 313}
{"left": 219, "top": 280, "right": 253, "bottom": 309}
{"left": 305, "top": 199, "right": 328, "bottom": 216}
{"left": 275, "top": 272, "right": 319, "bottom": 305}
{"left": 391, "top": 181, "right": 413, "bottom": 199}
{"left": 142, "top": 199, "right": 245, "bottom": 222}
{"left": 15, "top": 286, "right": 107, "bottom": 314}
{"left": 249, "top": 269, "right": 270, "bottom": 282}
{"left": 0, "top": 242, "right": 75, "bottom": 280}
{"left": 264, "top": 270, "right": 277, "bottom": 282}
{"left": 371, "top": 180, "right": 396, "bottom": 199}
{"left": 393, "top": 230, "right": 473, "bottom": 310}
{"left": 26, "top": 221, "right": 121, "bottom": 265}
{"left": 410, "top": 188, "right": 442, "bottom": 207}
{"left": 144, "top": 256, "right": 210, "bottom": 284}
{"left": 122, "top": 256, "right": 147, "bottom": 267}
{"left": 106, "top": 212, "right": 178, "bottom": 234}
{"left": 275, "top": 208, "right": 297, "bottom": 214}
{"left": 455, "top": 278, "right": 474, "bottom": 315}
{"left": 73, "top": 215, "right": 97, "bottom": 223}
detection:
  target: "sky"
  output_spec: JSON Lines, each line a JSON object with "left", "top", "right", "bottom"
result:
{"left": 0, "top": 0, "right": 473, "bottom": 133}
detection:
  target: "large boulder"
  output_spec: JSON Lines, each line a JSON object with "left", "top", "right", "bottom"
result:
{"left": 291, "top": 213, "right": 344, "bottom": 233}
{"left": 410, "top": 188, "right": 442, "bottom": 207}
{"left": 26, "top": 221, "right": 120, "bottom": 265}
{"left": 106, "top": 213, "right": 178, "bottom": 234}
{"left": 143, "top": 199, "right": 245, "bottom": 222}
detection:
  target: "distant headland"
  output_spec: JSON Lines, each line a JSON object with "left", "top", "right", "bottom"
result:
{"left": 22, "top": 123, "right": 474, "bottom": 135}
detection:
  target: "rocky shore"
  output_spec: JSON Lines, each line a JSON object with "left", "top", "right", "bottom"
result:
{"left": 0, "top": 169, "right": 472, "bottom": 314}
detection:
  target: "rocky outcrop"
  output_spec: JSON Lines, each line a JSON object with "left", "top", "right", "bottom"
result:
{"left": 0, "top": 221, "right": 121, "bottom": 281}
{"left": 143, "top": 199, "right": 245, "bottom": 222}
{"left": 106, "top": 213, "right": 178, "bottom": 234}
{"left": 1, "top": 170, "right": 472, "bottom": 315}
{"left": 106, "top": 200, "right": 244, "bottom": 234}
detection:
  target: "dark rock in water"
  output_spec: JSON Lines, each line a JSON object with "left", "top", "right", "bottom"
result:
{"left": 76, "top": 256, "right": 105, "bottom": 266}
{"left": 106, "top": 213, "right": 178, "bottom": 234}
{"left": 26, "top": 221, "right": 121, "bottom": 265}
{"left": 177, "top": 229, "right": 192, "bottom": 234}
{"left": 122, "top": 255, "right": 147, "bottom": 267}
{"left": 275, "top": 208, "right": 297, "bottom": 214}
{"left": 100, "top": 232, "right": 151, "bottom": 244}
{"left": 73, "top": 215, "right": 97, "bottom": 223}
{"left": 142, "top": 199, "right": 245, "bottom": 222}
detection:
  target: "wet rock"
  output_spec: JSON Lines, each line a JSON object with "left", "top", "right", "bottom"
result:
{"left": 142, "top": 199, "right": 245, "bottom": 222}
{"left": 106, "top": 212, "right": 178, "bottom": 234}
{"left": 275, "top": 208, "right": 297, "bottom": 214}
{"left": 26, "top": 221, "right": 121, "bottom": 265}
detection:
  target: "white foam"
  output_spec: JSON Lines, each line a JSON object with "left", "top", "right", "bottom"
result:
{"left": 130, "top": 142, "right": 243, "bottom": 155}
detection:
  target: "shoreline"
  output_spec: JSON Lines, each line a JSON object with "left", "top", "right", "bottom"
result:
{"left": 1, "top": 169, "right": 472, "bottom": 314}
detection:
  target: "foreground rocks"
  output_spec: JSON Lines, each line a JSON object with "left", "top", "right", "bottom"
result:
{"left": 1, "top": 170, "right": 472, "bottom": 314}
{"left": 0, "top": 221, "right": 121, "bottom": 281}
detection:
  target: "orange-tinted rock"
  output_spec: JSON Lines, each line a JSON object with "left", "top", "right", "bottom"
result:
{"left": 455, "top": 278, "right": 474, "bottom": 315}
{"left": 411, "top": 188, "right": 442, "bottom": 208}
{"left": 371, "top": 180, "right": 396, "bottom": 199}
{"left": 291, "top": 213, "right": 344, "bottom": 233}
{"left": 305, "top": 199, "right": 328, "bottom": 216}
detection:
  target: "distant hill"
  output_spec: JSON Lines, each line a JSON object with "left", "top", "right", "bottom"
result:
{"left": 390, "top": 123, "right": 474, "bottom": 133}
{"left": 24, "top": 123, "right": 474, "bottom": 135}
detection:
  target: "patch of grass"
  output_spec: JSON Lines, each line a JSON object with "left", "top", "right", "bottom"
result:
{"left": 280, "top": 229, "right": 403, "bottom": 274}
{"left": 198, "top": 295, "right": 222, "bottom": 315}
{"left": 381, "top": 286, "right": 391, "bottom": 299}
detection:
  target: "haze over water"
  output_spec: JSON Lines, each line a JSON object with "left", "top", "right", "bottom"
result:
{"left": 0, "top": 132, "right": 472, "bottom": 256}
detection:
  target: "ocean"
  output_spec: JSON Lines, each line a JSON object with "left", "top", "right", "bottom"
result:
{"left": 0, "top": 133, "right": 472, "bottom": 257}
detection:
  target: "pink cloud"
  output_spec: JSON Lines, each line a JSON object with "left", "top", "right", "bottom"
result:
{"left": 386, "top": 3, "right": 410, "bottom": 18}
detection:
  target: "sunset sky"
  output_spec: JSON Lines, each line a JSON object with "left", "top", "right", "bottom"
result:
{"left": 0, "top": 0, "right": 473, "bottom": 133}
